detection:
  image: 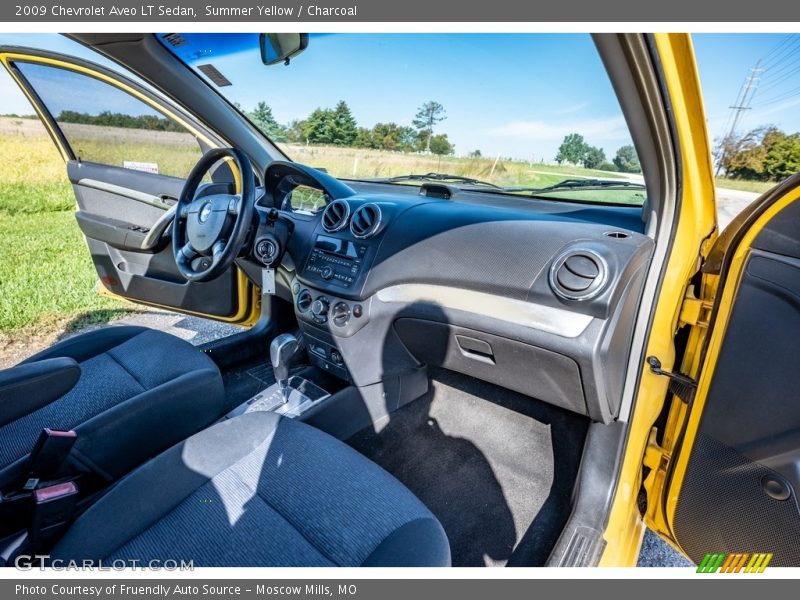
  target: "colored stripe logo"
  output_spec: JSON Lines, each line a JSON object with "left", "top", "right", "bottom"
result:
{"left": 696, "top": 553, "right": 773, "bottom": 573}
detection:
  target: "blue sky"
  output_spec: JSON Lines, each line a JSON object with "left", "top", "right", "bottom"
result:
{"left": 1, "top": 33, "right": 799, "bottom": 162}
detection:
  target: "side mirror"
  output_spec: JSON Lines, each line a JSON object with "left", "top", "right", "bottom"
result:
{"left": 259, "top": 33, "right": 309, "bottom": 66}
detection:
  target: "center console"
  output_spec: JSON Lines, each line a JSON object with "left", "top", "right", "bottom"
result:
{"left": 290, "top": 276, "right": 373, "bottom": 383}
{"left": 292, "top": 227, "right": 382, "bottom": 382}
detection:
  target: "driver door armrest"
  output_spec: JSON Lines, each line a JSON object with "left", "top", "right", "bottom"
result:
{"left": 0, "top": 358, "right": 81, "bottom": 427}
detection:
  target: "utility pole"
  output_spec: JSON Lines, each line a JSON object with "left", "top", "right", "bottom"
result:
{"left": 716, "top": 60, "right": 763, "bottom": 176}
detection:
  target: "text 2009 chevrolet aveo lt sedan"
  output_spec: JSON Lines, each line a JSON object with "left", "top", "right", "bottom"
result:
{"left": 0, "top": 33, "right": 798, "bottom": 567}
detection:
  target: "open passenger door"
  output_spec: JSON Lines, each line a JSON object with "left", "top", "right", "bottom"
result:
{"left": 0, "top": 47, "right": 259, "bottom": 325}
{"left": 653, "top": 175, "right": 800, "bottom": 567}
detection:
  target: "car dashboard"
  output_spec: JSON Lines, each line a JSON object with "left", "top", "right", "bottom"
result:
{"left": 238, "top": 161, "right": 655, "bottom": 424}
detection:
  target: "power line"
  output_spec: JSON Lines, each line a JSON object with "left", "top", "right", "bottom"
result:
{"left": 757, "top": 83, "right": 800, "bottom": 107}
{"left": 715, "top": 60, "right": 763, "bottom": 176}
{"left": 761, "top": 35, "right": 800, "bottom": 71}
{"left": 758, "top": 51, "right": 800, "bottom": 91}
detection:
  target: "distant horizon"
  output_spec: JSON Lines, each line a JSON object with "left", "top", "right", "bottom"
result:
{"left": 1, "top": 33, "right": 798, "bottom": 164}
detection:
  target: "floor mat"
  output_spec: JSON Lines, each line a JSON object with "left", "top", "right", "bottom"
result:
{"left": 347, "top": 368, "right": 588, "bottom": 567}
{"left": 221, "top": 359, "right": 277, "bottom": 411}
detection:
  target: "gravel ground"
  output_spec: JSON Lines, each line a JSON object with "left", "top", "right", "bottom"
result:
{"left": 637, "top": 530, "right": 694, "bottom": 567}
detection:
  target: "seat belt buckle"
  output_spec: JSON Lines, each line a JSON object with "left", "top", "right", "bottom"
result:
{"left": 30, "top": 481, "right": 78, "bottom": 543}
{"left": 26, "top": 429, "right": 77, "bottom": 480}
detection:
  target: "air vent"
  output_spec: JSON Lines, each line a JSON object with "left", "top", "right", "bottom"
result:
{"left": 350, "top": 203, "right": 382, "bottom": 239}
{"left": 321, "top": 199, "right": 350, "bottom": 232}
{"left": 296, "top": 290, "right": 313, "bottom": 312}
{"left": 549, "top": 250, "right": 607, "bottom": 301}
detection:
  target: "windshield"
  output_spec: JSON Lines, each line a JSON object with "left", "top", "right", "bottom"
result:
{"left": 158, "top": 33, "right": 645, "bottom": 206}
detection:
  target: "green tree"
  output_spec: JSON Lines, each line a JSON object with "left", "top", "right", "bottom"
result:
{"left": 723, "top": 126, "right": 800, "bottom": 181}
{"left": 582, "top": 146, "right": 606, "bottom": 169}
{"left": 300, "top": 102, "right": 359, "bottom": 146}
{"left": 429, "top": 133, "right": 455, "bottom": 156}
{"left": 302, "top": 108, "right": 335, "bottom": 144}
{"left": 248, "top": 102, "right": 287, "bottom": 141}
{"left": 468, "top": 149, "right": 482, "bottom": 158}
{"left": 354, "top": 127, "right": 374, "bottom": 148}
{"left": 724, "top": 127, "right": 769, "bottom": 179}
{"left": 412, "top": 101, "right": 446, "bottom": 153}
{"left": 284, "top": 119, "right": 308, "bottom": 143}
{"left": 612, "top": 145, "right": 641, "bottom": 173}
{"left": 329, "top": 100, "right": 358, "bottom": 146}
{"left": 763, "top": 129, "right": 800, "bottom": 180}
{"left": 354, "top": 122, "right": 417, "bottom": 151}
{"left": 373, "top": 122, "right": 417, "bottom": 151}
{"left": 555, "top": 133, "right": 588, "bottom": 164}
{"left": 56, "top": 110, "right": 182, "bottom": 132}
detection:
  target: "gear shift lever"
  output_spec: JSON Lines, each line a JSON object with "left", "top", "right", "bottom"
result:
{"left": 270, "top": 333, "right": 299, "bottom": 401}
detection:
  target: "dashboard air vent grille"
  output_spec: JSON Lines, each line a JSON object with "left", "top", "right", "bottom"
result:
{"left": 550, "top": 251, "right": 607, "bottom": 301}
{"left": 321, "top": 199, "right": 350, "bottom": 232}
{"left": 350, "top": 203, "right": 382, "bottom": 238}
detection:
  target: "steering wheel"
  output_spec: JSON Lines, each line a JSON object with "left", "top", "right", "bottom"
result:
{"left": 172, "top": 147, "right": 255, "bottom": 282}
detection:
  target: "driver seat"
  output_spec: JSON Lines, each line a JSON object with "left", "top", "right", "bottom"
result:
{"left": 0, "top": 326, "right": 226, "bottom": 489}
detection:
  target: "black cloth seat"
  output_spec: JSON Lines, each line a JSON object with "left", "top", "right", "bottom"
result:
{"left": 49, "top": 411, "right": 451, "bottom": 567}
{"left": 0, "top": 326, "right": 225, "bottom": 488}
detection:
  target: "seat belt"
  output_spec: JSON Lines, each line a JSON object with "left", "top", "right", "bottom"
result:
{"left": 26, "top": 428, "right": 77, "bottom": 483}
{"left": 0, "top": 429, "right": 78, "bottom": 539}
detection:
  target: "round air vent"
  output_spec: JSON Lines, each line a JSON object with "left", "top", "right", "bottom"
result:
{"left": 321, "top": 199, "right": 350, "bottom": 232}
{"left": 350, "top": 203, "right": 382, "bottom": 238}
{"left": 549, "top": 250, "right": 608, "bottom": 301}
{"left": 296, "top": 289, "right": 313, "bottom": 312}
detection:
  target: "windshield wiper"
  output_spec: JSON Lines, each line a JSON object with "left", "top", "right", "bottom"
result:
{"left": 372, "top": 172, "right": 503, "bottom": 189}
{"left": 506, "top": 178, "right": 646, "bottom": 194}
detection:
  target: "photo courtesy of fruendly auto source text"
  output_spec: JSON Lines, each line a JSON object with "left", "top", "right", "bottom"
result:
{"left": 0, "top": 0, "right": 799, "bottom": 595}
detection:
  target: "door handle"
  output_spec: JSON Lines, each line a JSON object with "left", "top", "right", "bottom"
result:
{"left": 141, "top": 203, "right": 178, "bottom": 251}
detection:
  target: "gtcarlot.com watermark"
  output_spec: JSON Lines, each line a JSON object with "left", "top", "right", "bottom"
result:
{"left": 14, "top": 555, "right": 194, "bottom": 571}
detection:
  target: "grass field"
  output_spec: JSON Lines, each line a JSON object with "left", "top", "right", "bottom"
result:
{"left": 713, "top": 177, "right": 772, "bottom": 194}
{"left": 0, "top": 120, "right": 131, "bottom": 359}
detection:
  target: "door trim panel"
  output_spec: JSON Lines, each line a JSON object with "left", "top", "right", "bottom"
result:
{"left": 77, "top": 178, "right": 175, "bottom": 210}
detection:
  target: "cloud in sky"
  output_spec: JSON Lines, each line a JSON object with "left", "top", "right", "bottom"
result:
{"left": 554, "top": 101, "right": 590, "bottom": 115}
{"left": 486, "top": 115, "right": 630, "bottom": 143}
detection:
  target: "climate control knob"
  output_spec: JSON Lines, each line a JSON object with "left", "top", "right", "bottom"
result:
{"left": 331, "top": 302, "right": 351, "bottom": 327}
{"left": 311, "top": 297, "right": 330, "bottom": 318}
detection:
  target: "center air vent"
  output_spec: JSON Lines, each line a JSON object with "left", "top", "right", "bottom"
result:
{"left": 350, "top": 203, "right": 382, "bottom": 238}
{"left": 321, "top": 199, "right": 350, "bottom": 232}
{"left": 549, "top": 250, "right": 607, "bottom": 301}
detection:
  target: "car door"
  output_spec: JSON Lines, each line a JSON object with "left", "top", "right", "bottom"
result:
{"left": 651, "top": 175, "right": 800, "bottom": 567}
{"left": 0, "top": 47, "right": 259, "bottom": 325}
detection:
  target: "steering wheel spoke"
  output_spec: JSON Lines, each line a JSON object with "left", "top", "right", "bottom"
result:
{"left": 211, "top": 239, "right": 227, "bottom": 264}
{"left": 228, "top": 195, "right": 242, "bottom": 216}
{"left": 179, "top": 242, "right": 199, "bottom": 262}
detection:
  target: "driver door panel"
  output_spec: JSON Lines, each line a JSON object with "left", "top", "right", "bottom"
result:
{"left": 68, "top": 160, "right": 243, "bottom": 318}
{"left": 1, "top": 48, "right": 257, "bottom": 324}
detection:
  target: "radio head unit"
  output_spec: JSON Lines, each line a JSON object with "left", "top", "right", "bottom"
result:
{"left": 303, "top": 234, "right": 368, "bottom": 288}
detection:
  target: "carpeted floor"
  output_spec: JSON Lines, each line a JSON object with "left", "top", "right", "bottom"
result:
{"left": 221, "top": 359, "right": 277, "bottom": 411}
{"left": 347, "top": 368, "right": 589, "bottom": 567}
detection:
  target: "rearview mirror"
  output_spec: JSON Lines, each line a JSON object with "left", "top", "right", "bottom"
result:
{"left": 259, "top": 33, "right": 309, "bottom": 66}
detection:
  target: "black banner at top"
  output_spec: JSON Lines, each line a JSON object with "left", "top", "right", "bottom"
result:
{"left": 2, "top": 0, "right": 800, "bottom": 22}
